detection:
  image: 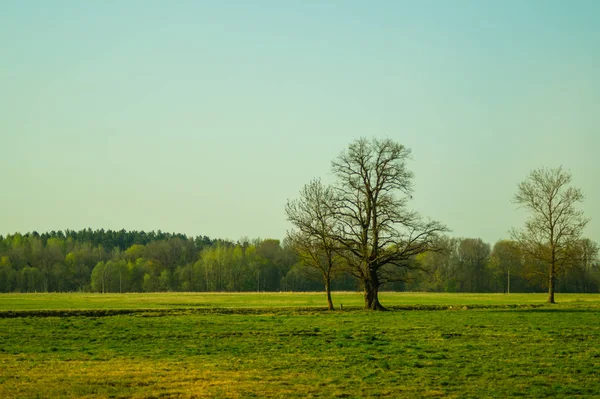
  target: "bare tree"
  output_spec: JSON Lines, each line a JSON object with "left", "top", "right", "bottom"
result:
{"left": 286, "top": 179, "right": 341, "bottom": 310}
{"left": 330, "top": 138, "right": 447, "bottom": 310}
{"left": 510, "top": 167, "right": 590, "bottom": 303}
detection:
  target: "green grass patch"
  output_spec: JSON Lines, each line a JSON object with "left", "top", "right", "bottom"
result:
{"left": 1, "top": 293, "right": 600, "bottom": 398}
{"left": 2, "top": 292, "right": 600, "bottom": 312}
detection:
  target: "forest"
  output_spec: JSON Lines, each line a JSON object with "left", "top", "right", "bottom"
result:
{"left": 0, "top": 228, "right": 598, "bottom": 294}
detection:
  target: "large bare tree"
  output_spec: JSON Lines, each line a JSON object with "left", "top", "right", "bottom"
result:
{"left": 510, "top": 167, "right": 590, "bottom": 303}
{"left": 286, "top": 179, "right": 341, "bottom": 310}
{"left": 330, "top": 138, "right": 447, "bottom": 310}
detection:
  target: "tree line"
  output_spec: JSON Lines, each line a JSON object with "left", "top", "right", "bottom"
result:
{"left": 0, "top": 228, "right": 597, "bottom": 295}
{"left": 0, "top": 229, "right": 356, "bottom": 293}
{"left": 408, "top": 237, "right": 599, "bottom": 294}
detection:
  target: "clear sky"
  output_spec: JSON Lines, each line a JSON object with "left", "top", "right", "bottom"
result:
{"left": 1, "top": 0, "right": 599, "bottom": 245}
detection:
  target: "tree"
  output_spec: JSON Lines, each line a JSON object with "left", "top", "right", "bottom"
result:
{"left": 575, "top": 239, "right": 599, "bottom": 293}
{"left": 91, "top": 261, "right": 107, "bottom": 293}
{"left": 19, "top": 266, "right": 44, "bottom": 292}
{"left": 456, "top": 238, "right": 491, "bottom": 292}
{"left": 159, "top": 269, "right": 173, "bottom": 291}
{"left": 65, "top": 242, "right": 97, "bottom": 292}
{"left": 413, "top": 237, "right": 458, "bottom": 292}
{"left": 329, "top": 138, "right": 448, "bottom": 310}
{"left": 560, "top": 238, "right": 599, "bottom": 293}
{"left": 286, "top": 179, "right": 342, "bottom": 310}
{"left": 511, "top": 167, "right": 590, "bottom": 303}
{"left": 488, "top": 240, "right": 523, "bottom": 293}
{"left": 0, "top": 256, "right": 16, "bottom": 292}
{"left": 123, "top": 244, "right": 146, "bottom": 262}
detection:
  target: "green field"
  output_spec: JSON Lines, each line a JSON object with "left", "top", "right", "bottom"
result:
{"left": 3, "top": 292, "right": 600, "bottom": 311}
{"left": 2, "top": 293, "right": 600, "bottom": 398}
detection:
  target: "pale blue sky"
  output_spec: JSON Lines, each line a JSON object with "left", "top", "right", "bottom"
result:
{"left": 1, "top": 1, "right": 598, "bottom": 245}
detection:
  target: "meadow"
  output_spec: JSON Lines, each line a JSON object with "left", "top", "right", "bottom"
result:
{"left": 1, "top": 292, "right": 600, "bottom": 398}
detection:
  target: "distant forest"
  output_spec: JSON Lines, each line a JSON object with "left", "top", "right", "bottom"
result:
{"left": 0, "top": 229, "right": 598, "bottom": 293}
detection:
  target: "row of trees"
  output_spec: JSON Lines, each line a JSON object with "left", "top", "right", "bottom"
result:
{"left": 0, "top": 229, "right": 597, "bottom": 295}
{"left": 410, "top": 237, "right": 599, "bottom": 294}
{"left": 0, "top": 231, "right": 359, "bottom": 293}
{"left": 1, "top": 229, "right": 596, "bottom": 296}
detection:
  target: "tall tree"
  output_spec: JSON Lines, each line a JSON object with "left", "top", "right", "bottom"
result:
{"left": 510, "top": 167, "right": 590, "bottom": 303}
{"left": 330, "top": 138, "right": 447, "bottom": 310}
{"left": 286, "top": 179, "right": 341, "bottom": 310}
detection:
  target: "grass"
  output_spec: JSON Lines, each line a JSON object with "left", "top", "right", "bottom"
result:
{"left": 2, "top": 291, "right": 600, "bottom": 311}
{"left": 1, "top": 292, "right": 600, "bottom": 398}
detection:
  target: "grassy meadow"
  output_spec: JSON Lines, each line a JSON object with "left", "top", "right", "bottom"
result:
{"left": 1, "top": 292, "right": 600, "bottom": 398}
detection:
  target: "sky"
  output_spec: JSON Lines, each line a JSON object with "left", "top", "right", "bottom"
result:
{"left": 1, "top": 0, "right": 599, "bottom": 245}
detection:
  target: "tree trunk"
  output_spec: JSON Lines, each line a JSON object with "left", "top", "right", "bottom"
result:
{"left": 363, "top": 270, "right": 387, "bottom": 310}
{"left": 547, "top": 265, "right": 556, "bottom": 304}
{"left": 325, "top": 278, "right": 334, "bottom": 311}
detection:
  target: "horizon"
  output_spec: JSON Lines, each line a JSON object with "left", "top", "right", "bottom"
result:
{"left": 2, "top": 1, "right": 598, "bottom": 245}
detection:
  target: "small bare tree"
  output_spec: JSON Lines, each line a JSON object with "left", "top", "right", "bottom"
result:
{"left": 510, "top": 167, "right": 590, "bottom": 303}
{"left": 286, "top": 179, "right": 341, "bottom": 310}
